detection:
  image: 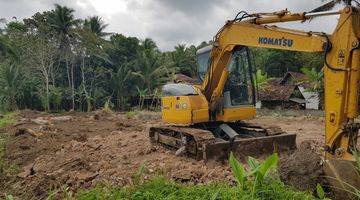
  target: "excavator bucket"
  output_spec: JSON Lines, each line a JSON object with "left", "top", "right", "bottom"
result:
{"left": 149, "top": 122, "right": 297, "bottom": 162}
{"left": 324, "top": 159, "right": 360, "bottom": 200}
{"left": 203, "top": 133, "right": 296, "bottom": 161}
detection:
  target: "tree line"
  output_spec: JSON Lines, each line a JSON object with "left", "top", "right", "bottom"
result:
{"left": 0, "top": 4, "right": 323, "bottom": 112}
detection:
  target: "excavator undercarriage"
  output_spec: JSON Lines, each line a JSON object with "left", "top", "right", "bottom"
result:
{"left": 149, "top": 122, "right": 296, "bottom": 161}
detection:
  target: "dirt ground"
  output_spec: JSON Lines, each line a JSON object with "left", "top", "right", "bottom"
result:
{"left": 0, "top": 110, "right": 326, "bottom": 199}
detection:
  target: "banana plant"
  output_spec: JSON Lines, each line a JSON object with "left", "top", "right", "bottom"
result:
{"left": 229, "top": 152, "right": 279, "bottom": 197}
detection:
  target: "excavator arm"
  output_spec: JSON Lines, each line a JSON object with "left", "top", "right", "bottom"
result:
{"left": 201, "top": 22, "right": 327, "bottom": 111}
{"left": 202, "top": 6, "right": 360, "bottom": 160}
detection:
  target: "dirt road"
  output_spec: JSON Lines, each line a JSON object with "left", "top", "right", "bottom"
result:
{"left": 0, "top": 110, "right": 325, "bottom": 199}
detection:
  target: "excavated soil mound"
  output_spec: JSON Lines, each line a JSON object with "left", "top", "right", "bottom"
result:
{"left": 279, "top": 140, "right": 325, "bottom": 191}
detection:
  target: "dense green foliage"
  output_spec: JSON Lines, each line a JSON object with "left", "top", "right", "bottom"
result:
{"left": 0, "top": 4, "right": 323, "bottom": 112}
{"left": 0, "top": 4, "right": 199, "bottom": 112}
{"left": 251, "top": 48, "right": 323, "bottom": 78}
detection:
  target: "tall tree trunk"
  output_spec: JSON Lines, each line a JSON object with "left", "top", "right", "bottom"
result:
{"left": 81, "top": 56, "right": 91, "bottom": 112}
{"left": 66, "top": 58, "right": 71, "bottom": 90}
{"left": 10, "top": 91, "right": 17, "bottom": 111}
{"left": 51, "top": 60, "right": 61, "bottom": 87}
{"left": 65, "top": 58, "right": 74, "bottom": 110}
{"left": 45, "top": 76, "right": 50, "bottom": 112}
{"left": 147, "top": 79, "right": 151, "bottom": 95}
{"left": 71, "top": 61, "right": 75, "bottom": 111}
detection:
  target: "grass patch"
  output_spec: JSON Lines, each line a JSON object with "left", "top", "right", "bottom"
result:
{"left": 0, "top": 112, "right": 17, "bottom": 128}
{"left": 0, "top": 112, "right": 19, "bottom": 191}
{"left": 76, "top": 176, "right": 315, "bottom": 200}
{"left": 53, "top": 153, "right": 318, "bottom": 200}
{"left": 0, "top": 134, "right": 18, "bottom": 178}
{"left": 354, "top": 151, "right": 360, "bottom": 175}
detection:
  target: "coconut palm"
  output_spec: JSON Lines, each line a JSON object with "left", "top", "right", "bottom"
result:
{"left": 134, "top": 50, "right": 168, "bottom": 94}
{"left": 141, "top": 38, "right": 158, "bottom": 52}
{"left": 84, "top": 16, "right": 108, "bottom": 37}
{"left": 111, "top": 63, "right": 137, "bottom": 109}
{"left": 0, "top": 63, "right": 22, "bottom": 111}
{"left": 170, "top": 44, "right": 197, "bottom": 77}
{"left": 47, "top": 4, "right": 79, "bottom": 46}
{"left": 48, "top": 4, "right": 80, "bottom": 110}
{"left": 0, "top": 37, "right": 20, "bottom": 76}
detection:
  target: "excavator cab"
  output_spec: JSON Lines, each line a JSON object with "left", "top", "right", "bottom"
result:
{"left": 196, "top": 45, "right": 211, "bottom": 81}
{"left": 197, "top": 45, "right": 255, "bottom": 108}
{"left": 223, "top": 46, "right": 255, "bottom": 107}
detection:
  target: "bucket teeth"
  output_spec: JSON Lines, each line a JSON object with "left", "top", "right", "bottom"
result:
{"left": 149, "top": 122, "right": 297, "bottom": 161}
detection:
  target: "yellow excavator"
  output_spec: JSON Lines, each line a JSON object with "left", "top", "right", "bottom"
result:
{"left": 150, "top": 3, "right": 359, "bottom": 195}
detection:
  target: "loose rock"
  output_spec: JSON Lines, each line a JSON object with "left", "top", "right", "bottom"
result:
{"left": 15, "top": 128, "right": 43, "bottom": 137}
{"left": 31, "top": 118, "right": 51, "bottom": 125}
{"left": 51, "top": 116, "right": 73, "bottom": 123}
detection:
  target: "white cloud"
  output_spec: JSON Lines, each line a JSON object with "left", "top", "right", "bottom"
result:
{"left": 0, "top": 0, "right": 344, "bottom": 50}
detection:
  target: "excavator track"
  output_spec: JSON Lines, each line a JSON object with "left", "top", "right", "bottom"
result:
{"left": 149, "top": 122, "right": 296, "bottom": 161}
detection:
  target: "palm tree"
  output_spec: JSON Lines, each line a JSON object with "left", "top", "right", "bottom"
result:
{"left": 134, "top": 50, "right": 167, "bottom": 94}
{"left": 0, "top": 63, "right": 22, "bottom": 111}
{"left": 0, "top": 37, "right": 17, "bottom": 60}
{"left": 111, "top": 63, "right": 137, "bottom": 109}
{"left": 141, "top": 38, "right": 158, "bottom": 52}
{"left": 47, "top": 4, "right": 80, "bottom": 110}
{"left": 84, "top": 16, "right": 108, "bottom": 37}
{"left": 47, "top": 4, "right": 79, "bottom": 46}
{"left": 170, "top": 44, "right": 197, "bottom": 77}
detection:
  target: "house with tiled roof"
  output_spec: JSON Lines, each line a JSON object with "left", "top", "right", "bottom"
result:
{"left": 258, "top": 72, "right": 319, "bottom": 110}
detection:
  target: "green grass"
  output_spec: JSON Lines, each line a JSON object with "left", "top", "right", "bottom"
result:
{"left": 75, "top": 177, "right": 315, "bottom": 200}
{"left": 54, "top": 153, "right": 318, "bottom": 200}
{"left": 0, "top": 112, "right": 18, "bottom": 187}
{"left": 0, "top": 112, "right": 17, "bottom": 128}
{"left": 354, "top": 151, "right": 360, "bottom": 174}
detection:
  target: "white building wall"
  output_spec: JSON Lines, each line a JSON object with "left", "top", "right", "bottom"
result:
{"left": 298, "top": 86, "right": 319, "bottom": 110}
{"left": 256, "top": 101, "right": 262, "bottom": 109}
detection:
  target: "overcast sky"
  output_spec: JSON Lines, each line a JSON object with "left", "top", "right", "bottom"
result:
{"left": 0, "top": 0, "right": 344, "bottom": 51}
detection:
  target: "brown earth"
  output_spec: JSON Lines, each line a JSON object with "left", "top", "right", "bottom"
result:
{"left": 0, "top": 110, "right": 326, "bottom": 199}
